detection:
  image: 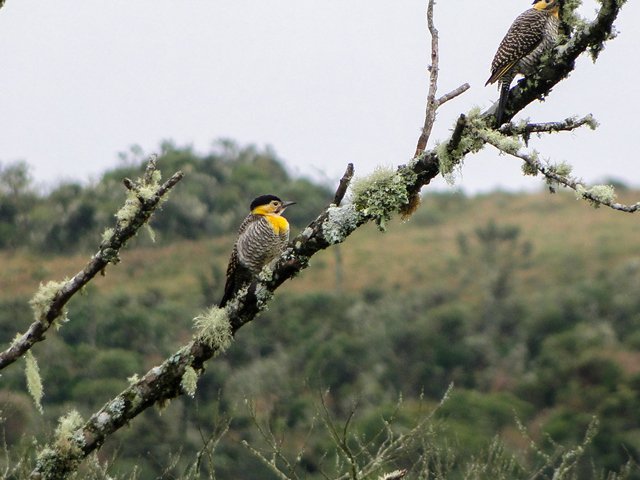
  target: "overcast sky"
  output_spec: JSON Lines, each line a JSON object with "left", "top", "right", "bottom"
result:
{"left": 0, "top": 1, "right": 638, "bottom": 193}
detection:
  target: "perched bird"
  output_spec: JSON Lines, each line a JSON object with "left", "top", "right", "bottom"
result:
{"left": 219, "top": 194, "right": 295, "bottom": 308}
{"left": 486, "top": 0, "right": 560, "bottom": 125}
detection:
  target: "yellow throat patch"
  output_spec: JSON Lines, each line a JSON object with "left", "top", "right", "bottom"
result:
{"left": 533, "top": 0, "right": 560, "bottom": 17}
{"left": 264, "top": 214, "right": 289, "bottom": 235}
{"left": 252, "top": 205, "right": 290, "bottom": 234}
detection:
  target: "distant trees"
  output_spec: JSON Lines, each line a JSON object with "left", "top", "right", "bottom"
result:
{"left": 0, "top": 141, "right": 331, "bottom": 253}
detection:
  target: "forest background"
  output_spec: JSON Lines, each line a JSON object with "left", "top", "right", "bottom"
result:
{"left": 0, "top": 142, "right": 639, "bottom": 478}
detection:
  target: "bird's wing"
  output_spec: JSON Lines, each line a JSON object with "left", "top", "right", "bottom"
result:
{"left": 219, "top": 214, "right": 258, "bottom": 307}
{"left": 486, "top": 9, "right": 548, "bottom": 85}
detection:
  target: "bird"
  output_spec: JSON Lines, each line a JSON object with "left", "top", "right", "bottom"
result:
{"left": 486, "top": 0, "right": 560, "bottom": 125}
{"left": 219, "top": 194, "right": 295, "bottom": 308}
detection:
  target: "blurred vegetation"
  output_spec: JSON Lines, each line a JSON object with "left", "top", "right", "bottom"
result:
{"left": 0, "top": 143, "right": 639, "bottom": 478}
{"left": 0, "top": 140, "right": 331, "bottom": 253}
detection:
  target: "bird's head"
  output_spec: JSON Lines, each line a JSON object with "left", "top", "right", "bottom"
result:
{"left": 532, "top": 0, "right": 559, "bottom": 13}
{"left": 250, "top": 194, "right": 296, "bottom": 216}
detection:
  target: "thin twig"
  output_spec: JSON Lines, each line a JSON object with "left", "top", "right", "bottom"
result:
{"left": 481, "top": 136, "right": 640, "bottom": 213}
{"left": 435, "top": 83, "right": 470, "bottom": 108}
{"left": 334, "top": 163, "right": 355, "bottom": 206}
{"left": 414, "top": 0, "right": 439, "bottom": 157}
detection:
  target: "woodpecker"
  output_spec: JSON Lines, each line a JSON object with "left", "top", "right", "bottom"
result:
{"left": 486, "top": 0, "right": 560, "bottom": 125}
{"left": 219, "top": 194, "right": 295, "bottom": 308}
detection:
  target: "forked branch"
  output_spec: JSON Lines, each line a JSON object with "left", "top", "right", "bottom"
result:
{"left": 0, "top": 159, "right": 183, "bottom": 371}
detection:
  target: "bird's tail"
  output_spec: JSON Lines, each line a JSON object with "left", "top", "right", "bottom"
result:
{"left": 495, "top": 81, "right": 511, "bottom": 126}
{"left": 218, "top": 277, "right": 235, "bottom": 308}
{"left": 219, "top": 263, "right": 253, "bottom": 308}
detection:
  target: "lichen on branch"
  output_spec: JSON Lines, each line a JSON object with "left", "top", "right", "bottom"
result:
{"left": 351, "top": 166, "right": 417, "bottom": 230}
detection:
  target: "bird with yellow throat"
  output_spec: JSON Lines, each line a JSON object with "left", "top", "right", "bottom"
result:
{"left": 219, "top": 194, "right": 295, "bottom": 308}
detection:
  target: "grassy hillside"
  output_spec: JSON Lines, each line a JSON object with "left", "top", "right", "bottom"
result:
{"left": 2, "top": 188, "right": 638, "bottom": 302}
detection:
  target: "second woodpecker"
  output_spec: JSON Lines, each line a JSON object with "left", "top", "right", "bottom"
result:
{"left": 219, "top": 194, "right": 295, "bottom": 308}
{"left": 486, "top": 0, "right": 560, "bottom": 125}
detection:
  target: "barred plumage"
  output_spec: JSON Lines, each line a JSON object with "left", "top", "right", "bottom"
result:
{"left": 486, "top": 0, "right": 560, "bottom": 124}
{"left": 219, "top": 194, "right": 294, "bottom": 308}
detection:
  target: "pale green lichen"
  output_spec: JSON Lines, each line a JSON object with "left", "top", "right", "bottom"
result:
{"left": 562, "top": 0, "right": 588, "bottom": 33}
{"left": 145, "top": 224, "right": 156, "bottom": 243}
{"left": 322, "top": 204, "right": 362, "bottom": 245}
{"left": 107, "top": 397, "right": 125, "bottom": 417}
{"left": 549, "top": 161, "right": 573, "bottom": 177}
{"left": 436, "top": 107, "right": 487, "bottom": 184}
{"left": 151, "top": 169, "right": 162, "bottom": 185}
{"left": 255, "top": 283, "right": 274, "bottom": 311}
{"left": 48, "top": 410, "right": 85, "bottom": 471}
{"left": 576, "top": 184, "right": 616, "bottom": 208}
{"left": 114, "top": 192, "right": 141, "bottom": 228}
{"left": 127, "top": 373, "right": 140, "bottom": 385}
{"left": 584, "top": 114, "right": 599, "bottom": 130}
{"left": 480, "top": 128, "right": 522, "bottom": 155}
{"left": 181, "top": 366, "right": 198, "bottom": 397}
{"left": 11, "top": 332, "right": 22, "bottom": 349}
{"left": 257, "top": 264, "right": 274, "bottom": 283}
{"left": 101, "top": 227, "right": 114, "bottom": 244}
{"left": 29, "top": 280, "right": 69, "bottom": 327}
{"left": 521, "top": 161, "right": 539, "bottom": 177}
{"left": 351, "top": 167, "right": 416, "bottom": 231}
{"left": 95, "top": 412, "right": 111, "bottom": 429}
{"left": 137, "top": 185, "right": 157, "bottom": 202}
{"left": 55, "top": 410, "right": 84, "bottom": 441}
{"left": 25, "top": 351, "right": 43, "bottom": 414}
{"left": 193, "top": 307, "right": 233, "bottom": 351}
{"left": 33, "top": 409, "right": 89, "bottom": 477}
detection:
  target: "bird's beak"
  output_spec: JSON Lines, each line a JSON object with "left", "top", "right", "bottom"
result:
{"left": 279, "top": 201, "right": 296, "bottom": 213}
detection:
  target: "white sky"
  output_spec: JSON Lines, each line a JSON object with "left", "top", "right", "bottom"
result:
{"left": 0, "top": 1, "right": 638, "bottom": 193}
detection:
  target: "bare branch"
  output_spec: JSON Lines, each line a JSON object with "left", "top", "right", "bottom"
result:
{"left": 0, "top": 162, "right": 183, "bottom": 371}
{"left": 435, "top": 83, "right": 471, "bottom": 108}
{"left": 333, "top": 163, "right": 355, "bottom": 206}
{"left": 446, "top": 114, "right": 468, "bottom": 158}
{"left": 414, "top": 0, "right": 439, "bottom": 157}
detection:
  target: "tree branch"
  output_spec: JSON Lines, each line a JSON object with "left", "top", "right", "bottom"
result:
{"left": 414, "top": 0, "right": 440, "bottom": 157}
{"left": 435, "top": 83, "right": 470, "bottom": 108}
{"left": 333, "top": 163, "right": 355, "bottom": 207}
{"left": 498, "top": 114, "right": 598, "bottom": 145}
{"left": 481, "top": 137, "right": 640, "bottom": 213}
{"left": 0, "top": 160, "right": 183, "bottom": 371}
